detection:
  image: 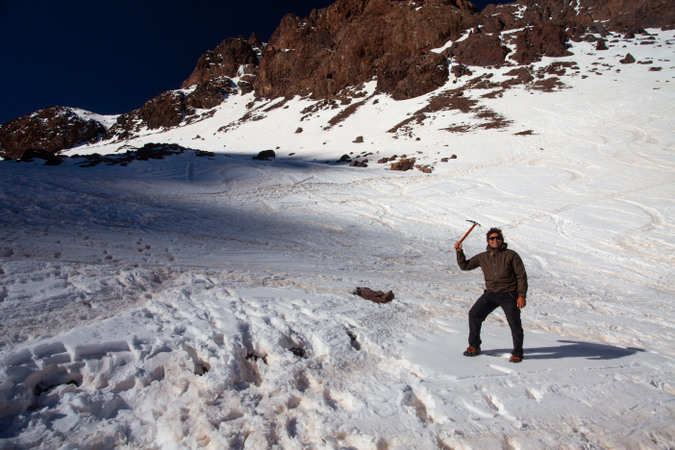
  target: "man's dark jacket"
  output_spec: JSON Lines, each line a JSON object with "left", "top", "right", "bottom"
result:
{"left": 457, "top": 242, "right": 528, "bottom": 298}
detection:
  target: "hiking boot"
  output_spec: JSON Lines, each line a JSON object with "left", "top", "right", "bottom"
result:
{"left": 509, "top": 355, "right": 523, "bottom": 363}
{"left": 463, "top": 346, "right": 481, "bottom": 357}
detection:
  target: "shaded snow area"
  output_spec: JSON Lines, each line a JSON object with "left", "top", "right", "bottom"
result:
{"left": 1, "top": 31, "right": 674, "bottom": 448}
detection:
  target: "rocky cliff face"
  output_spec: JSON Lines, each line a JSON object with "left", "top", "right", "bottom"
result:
{"left": 2, "top": 0, "right": 673, "bottom": 159}
{"left": 254, "top": 0, "right": 477, "bottom": 101}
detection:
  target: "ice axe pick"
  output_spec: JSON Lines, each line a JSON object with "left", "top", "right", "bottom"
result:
{"left": 458, "top": 220, "right": 482, "bottom": 245}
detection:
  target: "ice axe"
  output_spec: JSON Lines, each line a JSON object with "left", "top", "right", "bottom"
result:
{"left": 457, "top": 220, "right": 482, "bottom": 245}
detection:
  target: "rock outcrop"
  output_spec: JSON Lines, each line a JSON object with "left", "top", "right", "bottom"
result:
{"left": 254, "top": 0, "right": 477, "bottom": 101}
{"left": 182, "top": 34, "right": 261, "bottom": 88}
{"left": 447, "top": 32, "right": 511, "bottom": 67}
{"left": 512, "top": 22, "right": 573, "bottom": 64}
{"left": 181, "top": 34, "right": 261, "bottom": 105}
{"left": 0, "top": 107, "right": 107, "bottom": 160}
{"left": 107, "top": 91, "right": 186, "bottom": 140}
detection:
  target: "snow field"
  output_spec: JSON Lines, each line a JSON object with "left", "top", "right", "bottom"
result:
{"left": 0, "top": 29, "right": 674, "bottom": 448}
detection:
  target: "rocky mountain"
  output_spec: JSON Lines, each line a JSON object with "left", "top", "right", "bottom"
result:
{"left": 1, "top": 0, "right": 672, "bottom": 160}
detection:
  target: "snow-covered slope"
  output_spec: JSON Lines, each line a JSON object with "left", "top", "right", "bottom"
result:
{"left": 0, "top": 30, "right": 673, "bottom": 448}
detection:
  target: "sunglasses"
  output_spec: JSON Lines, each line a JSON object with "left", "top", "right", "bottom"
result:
{"left": 488, "top": 236, "right": 502, "bottom": 241}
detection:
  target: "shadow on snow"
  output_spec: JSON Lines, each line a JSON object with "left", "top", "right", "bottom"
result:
{"left": 490, "top": 340, "right": 645, "bottom": 361}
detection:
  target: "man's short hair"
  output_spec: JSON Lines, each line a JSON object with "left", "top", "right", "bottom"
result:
{"left": 486, "top": 227, "right": 503, "bottom": 241}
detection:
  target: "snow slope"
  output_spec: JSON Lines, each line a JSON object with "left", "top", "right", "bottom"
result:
{"left": 0, "top": 30, "right": 674, "bottom": 448}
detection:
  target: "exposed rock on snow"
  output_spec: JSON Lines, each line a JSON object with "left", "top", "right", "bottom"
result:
{"left": 252, "top": 149, "right": 276, "bottom": 160}
{"left": 621, "top": 52, "right": 637, "bottom": 63}
{"left": 353, "top": 287, "right": 395, "bottom": 303}
{"left": 390, "top": 158, "right": 416, "bottom": 171}
{"left": 72, "top": 143, "right": 213, "bottom": 167}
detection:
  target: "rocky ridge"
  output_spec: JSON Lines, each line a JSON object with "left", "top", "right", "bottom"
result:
{"left": 1, "top": 0, "right": 673, "bottom": 159}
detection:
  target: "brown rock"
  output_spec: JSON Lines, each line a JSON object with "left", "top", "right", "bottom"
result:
{"left": 107, "top": 91, "right": 186, "bottom": 140}
{"left": 620, "top": 53, "right": 636, "bottom": 64}
{"left": 451, "top": 64, "right": 473, "bottom": 79}
{"left": 512, "top": 23, "right": 572, "bottom": 65}
{"left": 175, "top": 35, "right": 261, "bottom": 114}
{"left": 0, "top": 107, "right": 107, "bottom": 160}
{"left": 182, "top": 36, "right": 260, "bottom": 88}
{"left": 380, "top": 53, "right": 450, "bottom": 100}
{"left": 134, "top": 91, "right": 186, "bottom": 129}
{"left": 353, "top": 287, "right": 394, "bottom": 304}
{"left": 390, "top": 158, "right": 416, "bottom": 171}
{"left": 449, "top": 33, "right": 510, "bottom": 67}
{"left": 184, "top": 78, "right": 238, "bottom": 111}
{"left": 254, "top": 0, "right": 479, "bottom": 101}
{"left": 483, "top": 0, "right": 674, "bottom": 37}
{"left": 581, "top": 0, "right": 675, "bottom": 31}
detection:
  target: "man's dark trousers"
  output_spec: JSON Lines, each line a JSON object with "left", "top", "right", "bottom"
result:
{"left": 468, "top": 291, "right": 523, "bottom": 357}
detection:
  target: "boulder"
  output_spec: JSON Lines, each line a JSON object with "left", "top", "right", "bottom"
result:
{"left": 253, "top": 150, "right": 276, "bottom": 160}
{"left": 620, "top": 53, "right": 636, "bottom": 64}
{"left": 390, "top": 158, "right": 416, "bottom": 171}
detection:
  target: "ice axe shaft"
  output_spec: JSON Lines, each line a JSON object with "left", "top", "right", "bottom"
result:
{"left": 458, "top": 220, "right": 482, "bottom": 244}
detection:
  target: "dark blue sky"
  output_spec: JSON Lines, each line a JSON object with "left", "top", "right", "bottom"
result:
{"left": 0, "top": 0, "right": 508, "bottom": 124}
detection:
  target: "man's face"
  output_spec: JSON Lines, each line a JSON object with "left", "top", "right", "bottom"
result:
{"left": 488, "top": 233, "right": 503, "bottom": 249}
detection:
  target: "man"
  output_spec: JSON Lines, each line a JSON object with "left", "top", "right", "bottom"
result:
{"left": 454, "top": 227, "right": 528, "bottom": 363}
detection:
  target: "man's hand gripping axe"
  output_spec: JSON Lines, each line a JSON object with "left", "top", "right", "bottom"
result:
{"left": 458, "top": 220, "right": 482, "bottom": 245}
